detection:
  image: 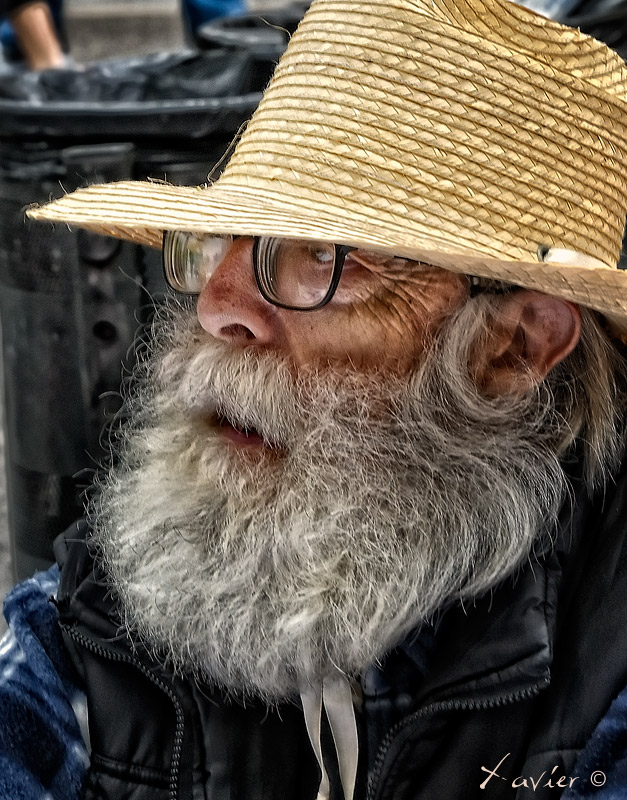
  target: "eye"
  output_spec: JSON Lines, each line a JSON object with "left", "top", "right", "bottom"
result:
{"left": 307, "top": 243, "right": 334, "bottom": 265}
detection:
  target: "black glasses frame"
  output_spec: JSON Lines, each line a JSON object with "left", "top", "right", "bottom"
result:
{"left": 163, "top": 232, "right": 523, "bottom": 312}
{"left": 162, "top": 231, "right": 356, "bottom": 311}
{"left": 252, "top": 238, "right": 355, "bottom": 311}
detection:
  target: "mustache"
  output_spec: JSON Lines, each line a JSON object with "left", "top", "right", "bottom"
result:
{"left": 151, "top": 316, "right": 301, "bottom": 448}
{"left": 154, "top": 317, "right": 400, "bottom": 451}
{"left": 178, "top": 347, "right": 302, "bottom": 447}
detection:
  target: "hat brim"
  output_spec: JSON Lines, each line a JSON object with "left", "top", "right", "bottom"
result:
{"left": 27, "top": 178, "right": 627, "bottom": 335}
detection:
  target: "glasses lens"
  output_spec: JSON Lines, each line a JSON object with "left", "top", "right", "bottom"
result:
{"left": 256, "top": 238, "right": 336, "bottom": 308}
{"left": 163, "top": 231, "right": 232, "bottom": 294}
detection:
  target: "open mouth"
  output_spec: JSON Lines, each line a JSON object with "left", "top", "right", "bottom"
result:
{"left": 213, "top": 412, "right": 276, "bottom": 450}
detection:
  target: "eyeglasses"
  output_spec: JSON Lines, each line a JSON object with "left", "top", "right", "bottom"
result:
{"left": 162, "top": 231, "right": 355, "bottom": 311}
{"left": 162, "top": 230, "right": 516, "bottom": 309}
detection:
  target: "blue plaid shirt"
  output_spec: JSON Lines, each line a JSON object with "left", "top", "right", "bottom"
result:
{"left": 0, "top": 566, "right": 87, "bottom": 800}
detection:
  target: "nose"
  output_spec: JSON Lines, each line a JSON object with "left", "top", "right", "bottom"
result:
{"left": 196, "top": 237, "right": 276, "bottom": 345}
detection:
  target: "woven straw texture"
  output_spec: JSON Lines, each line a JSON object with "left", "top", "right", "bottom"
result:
{"left": 27, "top": 0, "right": 627, "bottom": 328}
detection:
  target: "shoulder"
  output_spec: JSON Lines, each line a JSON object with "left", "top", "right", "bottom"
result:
{"left": 558, "top": 459, "right": 627, "bottom": 798}
{"left": 0, "top": 562, "right": 88, "bottom": 800}
{"left": 562, "top": 683, "right": 627, "bottom": 798}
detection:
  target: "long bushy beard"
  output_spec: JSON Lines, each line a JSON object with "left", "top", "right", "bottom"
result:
{"left": 90, "top": 304, "right": 567, "bottom": 702}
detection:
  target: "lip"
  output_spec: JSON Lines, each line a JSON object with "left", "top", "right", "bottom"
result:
{"left": 219, "top": 417, "right": 266, "bottom": 448}
{"left": 205, "top": 411, "right": 277, "bottom": 451}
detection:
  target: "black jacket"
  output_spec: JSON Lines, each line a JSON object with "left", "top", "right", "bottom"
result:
{"left": 55, "top": 460, "right": 627, "bottom": 800}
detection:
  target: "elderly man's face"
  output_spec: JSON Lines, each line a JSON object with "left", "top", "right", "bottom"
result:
{"left": 196, "top": 236, "right": 469, "bottom": 374}
{"left": 92, "top": 233, "right": 581, "bottom": 700}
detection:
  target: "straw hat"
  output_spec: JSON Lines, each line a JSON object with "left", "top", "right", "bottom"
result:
{"left": 28, "top": 0, "right": 627, "bottom": 332}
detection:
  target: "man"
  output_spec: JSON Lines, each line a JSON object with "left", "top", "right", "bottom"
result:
{"left": 4, "top": 0, "right": 627, "bottom": 797}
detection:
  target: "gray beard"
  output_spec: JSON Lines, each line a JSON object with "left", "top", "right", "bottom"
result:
{"left": 90, "top": 305, "right": 567, "bottom": 702}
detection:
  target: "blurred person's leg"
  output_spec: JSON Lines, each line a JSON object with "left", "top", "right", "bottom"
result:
{"left": 10, "top": 1, "right": 64, "bottom": 69}
{"left": 1, "top": 0, "right": 65, "bottom": 64}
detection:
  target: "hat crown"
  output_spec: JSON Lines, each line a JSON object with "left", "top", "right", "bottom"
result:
{"left": 218, "top": 0, "right": 627, "bottom": 268}
{"left": 403, "top": 0, "right": 627, "bottom": 95}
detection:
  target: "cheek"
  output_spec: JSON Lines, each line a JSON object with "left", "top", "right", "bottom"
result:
{"left": 364, "top": 271, "right": 468, "bottom": 363}
{"left": 277, "top": 271, "right": 468, "bottom": 372}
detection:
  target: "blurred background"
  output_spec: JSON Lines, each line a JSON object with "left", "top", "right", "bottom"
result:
{"left": 0, "top": 0, "right": 189, "bottom": 630}
{"left": 65, "top": 0, "right": 186, "bottom": 62}
{"left": 0, "top": 0, "right": 626, "bottom": 636}
{"left": 0, "top": 0, "right": 305, "bottom": 633}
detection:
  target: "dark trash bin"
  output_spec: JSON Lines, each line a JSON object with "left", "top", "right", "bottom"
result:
{"left": 196, "top": 2, "right": 310, "bottom": 61}
{"left": 0, "top": 50, "right": 265, "bottom": 579}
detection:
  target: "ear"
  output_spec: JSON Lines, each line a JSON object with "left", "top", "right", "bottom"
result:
{"left": 474, "top": 290, "right": 582, "bottom": 396}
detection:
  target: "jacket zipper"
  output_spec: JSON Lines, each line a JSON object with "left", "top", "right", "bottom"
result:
{"left": 365, "top": 677, "right": 550, "bottom": 800}
{"left": 61, "top": 622, "right": 186, "bottom": 800}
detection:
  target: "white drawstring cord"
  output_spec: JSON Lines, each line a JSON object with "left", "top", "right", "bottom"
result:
{"left": 301, "top": 672, "right": 359, "bottom": 800}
